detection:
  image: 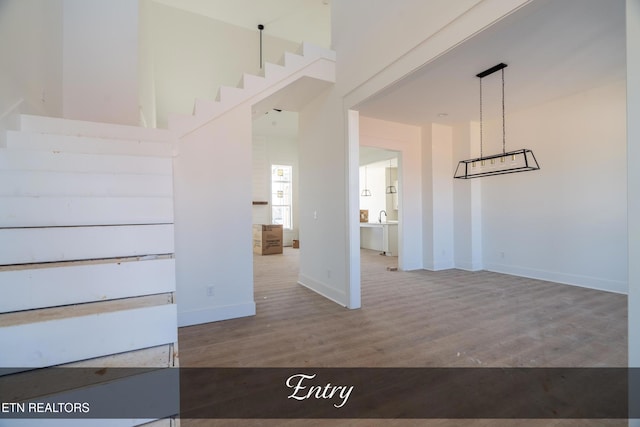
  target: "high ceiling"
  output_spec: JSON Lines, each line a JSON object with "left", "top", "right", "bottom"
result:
{"left": 152, "top": 0, "right": 331, "bottom": 47}
{"left": 356, "top": 0, "right": 626, "bottom": 126}
{"left": 154, "top": 0, "right": 626, "bottom": 134}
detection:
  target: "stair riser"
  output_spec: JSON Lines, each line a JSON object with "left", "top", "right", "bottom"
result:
{"left": 19, "top": 115, "right": 174, "bottom": 143}
{"left": 6, "top": 131, "right": 174, "bottom": 158}
{"left": 0, "top": 150, "right": 172, "bottom": 175}
{"left": 194, "top": 99, "right": 224, "bottom": 118}
{"left": 0, "top": 171, "right": 172, "bottom": 198}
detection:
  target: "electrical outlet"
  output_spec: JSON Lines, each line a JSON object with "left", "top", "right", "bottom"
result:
{"left": 206, "top": 286, "right": 215, "bottom": 297}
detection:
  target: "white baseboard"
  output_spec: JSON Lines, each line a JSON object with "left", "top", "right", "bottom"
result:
{"left": 454, "top": 260, "right": 483, "bottom": 272}
{"left": 178, "top": 301, "right": 256, "bottom": 327}
{"left": 423, "top": 260, "right": 456, "bottom": 271}
{"left": 485, "top": 262, "right": 627, "bottom": 294}
{"left": 298, "top": 274, "right": 347, "bottom": 307}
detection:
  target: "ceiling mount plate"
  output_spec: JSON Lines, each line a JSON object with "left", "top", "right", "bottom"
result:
{"left": 476, "top": 63, "right": 508, "bottom": 78}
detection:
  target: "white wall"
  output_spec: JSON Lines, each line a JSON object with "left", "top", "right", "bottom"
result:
{"left": 173, "top": 105, "right": 255, "bottom": 327}
{"left": 150, "top": 2, "right": 299, "bottom": 128}
{"left": 298, "top": 89, "right": 352, "bottom": 306}
{"left": 62, "top": 0, "right": 139, "bottom": 125}
{"left": 0, "top": 0, "right": 63, "bottom": 119}
{"left": 0, "top": 0, "right": 139, "bottom": 126}
{"left": 139, "top": 0, "right": 157, "bottom": 128}
{"left": 452, "top": 121, "right": 483, "bottom": 271}
{"left": 482, "top": 80, "right": 627, "bottom": 293}
{"left": 424, "top": 123, "right": 456, "bottom": 270}
{"left": 359, "top": 116, "right": 423, "bottom": 271}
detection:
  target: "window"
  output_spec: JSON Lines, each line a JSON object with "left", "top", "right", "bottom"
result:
{"left": 271, "top": 165, "right": 292, "bottom": 229}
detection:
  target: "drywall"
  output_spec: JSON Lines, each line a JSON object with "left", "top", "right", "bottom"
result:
{"left": 482, "top": 80, "right": 627, "bottom": 293}
{"left": 1, "top": 0, "right": 140, "bottom": 125}
{"left": 421, "top": 124, "right": 435, "bottom": 268}
{"left": 139, "top": 0, "right": 157, "bottom": 128}
{"left": 62, "top": 0, "right": 139, "bottom": 125}
{"left": 359, "top": 116, "right": 423, "bottom": 271}
{"left": 452, "top": 121, "right": 483, "bottom": 271}
{"left": 0, "top": 0, "right": 63, "bottom": 118}
{"left": 173, "top": 105, "right": 255, "bottom": 327}
{"left": 298, "top": 88, "right": 352, "bottom": 306}
{"left": 422, "top": 123, "right": 456, "bottom": 271}
{"left": 628, "top": 0, "right": 640, "bottom": 373}
{"left": 150, "top": 2, "right": 299, "bottom": 128}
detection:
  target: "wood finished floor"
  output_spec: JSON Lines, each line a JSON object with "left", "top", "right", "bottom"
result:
{"left": 178, "top": 248, "right": 627, "bottom": 426}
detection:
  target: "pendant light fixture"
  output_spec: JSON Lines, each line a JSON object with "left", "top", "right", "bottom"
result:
{"left": 361, "top": 166, "right": 372, "bottom": 197}
{"left": 454, "top": 63, "right": 540, "bottom": 179}
{"left": 386, "top": 159, "right": 397, "bottom": 194}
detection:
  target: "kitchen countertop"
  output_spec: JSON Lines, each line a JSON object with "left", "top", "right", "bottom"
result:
{"left": 360, "top": 221, "right": 398, "bottom": 227}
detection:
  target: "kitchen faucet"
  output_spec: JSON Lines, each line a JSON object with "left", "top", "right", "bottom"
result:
{"left": 378, "top": 210, "right": 387, "bottom": 223}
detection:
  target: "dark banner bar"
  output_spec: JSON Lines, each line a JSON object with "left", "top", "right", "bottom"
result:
{"left": 180, "top": 368, "right": 635, "bottom": 419}
{"left": 0, "top": 368, "right": 638, "bottom": 419}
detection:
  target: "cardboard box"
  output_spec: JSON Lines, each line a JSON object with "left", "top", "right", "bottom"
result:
{"left": 292, "top": 239, "right": 299, "bottom": 249}
{"left": 253, "top": 224, "right": 283, "bottom": 255}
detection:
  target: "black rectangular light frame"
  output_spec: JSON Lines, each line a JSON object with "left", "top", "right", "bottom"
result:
{"left": 453, "top": 148, "right": 540, "bottom": 179}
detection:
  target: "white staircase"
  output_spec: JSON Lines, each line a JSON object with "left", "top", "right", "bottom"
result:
{"left": 168, "top": 42, "right": 336, "bottom": 135}
{"left": 0, "top": 116, "right": 179, "bottom": 425}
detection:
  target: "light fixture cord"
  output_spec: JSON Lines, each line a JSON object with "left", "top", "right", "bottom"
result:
{"left": 502, "top": 67, "right": 506, "bottom": 155}
{"left": 479, "top": 77, "right": 483, "bottom": 159}
{"left": 258, "top": 25, "right": 264, "bottom": 69}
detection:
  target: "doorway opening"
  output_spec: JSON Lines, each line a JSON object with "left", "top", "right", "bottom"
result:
{"left": 358, "top": 147, "right": 401, "bottom": 276}
{"left": 251, "top": 109, "right": 302, "bottom": 303}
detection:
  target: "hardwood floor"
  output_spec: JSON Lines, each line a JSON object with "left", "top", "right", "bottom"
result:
{"left": 178, "top": 248, "right": 627, "bottom": 426}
